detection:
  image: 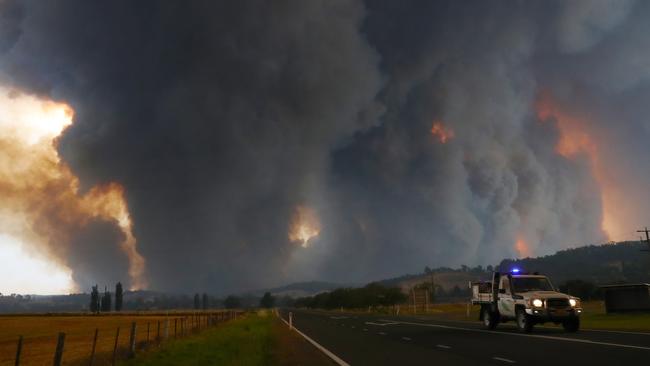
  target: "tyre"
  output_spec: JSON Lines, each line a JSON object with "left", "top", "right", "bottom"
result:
{"left": 482, "top": 307, "right": 499, "bottom": 330}
{"left": 516, "top": 308, "right": 534, "bottom": 333}
{"left": 563, "top": 317, "right": 580, "bottom": 332}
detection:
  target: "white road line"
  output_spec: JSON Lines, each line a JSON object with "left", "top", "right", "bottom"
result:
{"left": 363, "top": 328, "right": 368, "bottom": 331}
{"left": 493, "top": 356, "right": 516, "bottom": 363}
{"left": 383, "top": 320, "right": 650, "bottom": 351}
{"left": 498, "top": 322, "right": 650, "bottom": 336}
{"left": 330, "top": 316, "right": 348, "bottom": 320}
{"left": 436, "top": 344, "right": 451, "bottom": 349}
{"left": 402, "top": 337, "right": 412, "bottom": 341}
{"left": 378, "top": 332, "right": 387, "bottom": 335}
{"left": 580, "top": 328, "right": 650, "bottom": 336}
{"left": 366, "top": 321, "right": 399, "bottom": 326}
{"left": 280, "top": 317, "right": 350, "bottom": 366}
{"left": 351, "top": 326, "right": 355, "bottom": 329}
{"left": 400, "top": 317, "right": 650, "bottom": 337}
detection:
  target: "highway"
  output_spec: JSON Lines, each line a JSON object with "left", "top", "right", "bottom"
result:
{"left": 280, "top": 309, "right": 650, "bottom": 365}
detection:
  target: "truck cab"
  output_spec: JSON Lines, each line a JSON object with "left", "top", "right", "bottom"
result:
{"left": 471, "top": 271, "right": 582, "bottom": 333}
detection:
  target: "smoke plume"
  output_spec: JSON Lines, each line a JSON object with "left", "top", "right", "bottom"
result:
{"left": 1, "top": 0, "right": 649, "bottom": 292}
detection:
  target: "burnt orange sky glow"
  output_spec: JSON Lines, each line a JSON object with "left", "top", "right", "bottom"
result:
{"left": 535, "top": 92, "right": 618, "bottom": 241}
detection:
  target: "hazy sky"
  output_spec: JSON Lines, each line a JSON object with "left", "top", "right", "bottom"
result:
{"left": 1, "top": 0, "right": 649, "bottom": 294}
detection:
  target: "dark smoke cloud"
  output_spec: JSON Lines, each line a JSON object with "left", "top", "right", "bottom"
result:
{"left": 1, "top": 0, "right": 649, "bottom": 292}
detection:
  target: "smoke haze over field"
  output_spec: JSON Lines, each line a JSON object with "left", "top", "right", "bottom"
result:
{"left": 1, "top": 0, "right": 649, "bottom": 294}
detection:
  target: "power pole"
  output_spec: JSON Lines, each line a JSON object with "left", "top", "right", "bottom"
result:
{"left": 637, "top": 227, "right": 650, "bottom": 251}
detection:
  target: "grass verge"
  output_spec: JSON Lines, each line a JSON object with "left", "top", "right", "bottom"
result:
{"left": 120, "top": 310, "right": 333, "bottom": 366}
{"left": 121, "top": 312, "right": 273, "bottom": 366}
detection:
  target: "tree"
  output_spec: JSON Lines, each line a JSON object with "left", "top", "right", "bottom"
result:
{"left": 115, "top": 282, "right": 123, "bottom": 311}
{"left": 224, "top": 295, "right": 241, "bottom": 309}
{"left": 101, "top": 286, "right": 112, "bottom": 312}
{"left": 202, "top": 293, "right": 209, "bottom": 310}
{"left": 194, "top": 293, "right": 200, "bottom": 310}
{"left": 260, "top": 292, "right": 275, "bottom": 308}
{"left": 90, "top": 285, "right": 100, "bottom": 313}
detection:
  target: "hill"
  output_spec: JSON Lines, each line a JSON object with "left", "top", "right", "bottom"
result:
{"left": 256, "top": 281, "right": 348, "bottom": 298}
{"left": 498, "top": 240, "right": 650, "bottom": 285}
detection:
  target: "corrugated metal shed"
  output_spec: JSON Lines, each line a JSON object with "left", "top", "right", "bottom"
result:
{"left": 600, "top": 284, "right": 650, "bottom": 313}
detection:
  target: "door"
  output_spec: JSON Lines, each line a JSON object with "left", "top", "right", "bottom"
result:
{"left": 497, "top": 276, "right": 515, "bottom": 317}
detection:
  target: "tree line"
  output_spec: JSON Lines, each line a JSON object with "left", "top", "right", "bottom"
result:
{"left": 90, "top": 282, "right": 123, "bottom": 313}
{"left": 292, "top": 283, "right": 406, "bottom": 309}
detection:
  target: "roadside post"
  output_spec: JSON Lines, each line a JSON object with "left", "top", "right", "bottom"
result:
{"left": 128, "top": 322, "right": 137, "bottom": 358}
{"left": 112, "top": 328, "right": 120, "bottom": 366}
{"left": 289, "top": 312, "right": 293, "bottom": 330}
{"left": 53, "top": 332, "right": 65, "bottom": 366}
{"left": 89, "top": 328, "right": 98, "bottom": 366}
{"left": 14, "top": 335, "right": 22, "bottom": 366}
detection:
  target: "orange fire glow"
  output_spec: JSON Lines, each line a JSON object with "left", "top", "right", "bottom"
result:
{"left": 514, "top": 236, "right": 532, "bottom": 258}
{"left": 0, "top": 87, "right": 147, "bottom": 292}
{"left": 288, "top": 205, "right": 321, "bottom": 248}
{"left": 430, "top": 121, "right": 455, "bottom": 144}
{"left": 536, "top": 92, "right": 618, "bottom": 241}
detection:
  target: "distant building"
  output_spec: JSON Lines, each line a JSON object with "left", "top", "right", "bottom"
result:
{"left": 601, "top": 284, "right": 650, "bottom": 313}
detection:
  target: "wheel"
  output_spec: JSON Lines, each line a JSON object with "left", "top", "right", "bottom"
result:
{"left": 563, "top": 317, "right": 580, "bottom": 332}
{"left": 482, "top": 307, "right": 499, "bottom": 330}
{"left": 516, "top": 308, "right": 534, "bottom": 333}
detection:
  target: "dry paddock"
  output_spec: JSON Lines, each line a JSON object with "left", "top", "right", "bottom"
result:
{"left": 0, "top": 311, "right": 238, "bottom": 366}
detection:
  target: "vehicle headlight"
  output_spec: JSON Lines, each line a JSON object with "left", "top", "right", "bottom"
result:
{"left": 569, "top": 299, "right": 577, "bottom": 307}
{"left": 532, "top": 299, "right": 543, "bottom": 307}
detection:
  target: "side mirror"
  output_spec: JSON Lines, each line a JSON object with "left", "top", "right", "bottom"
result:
{"left": 499, "top": 289, "right": 506, "bottom": 294}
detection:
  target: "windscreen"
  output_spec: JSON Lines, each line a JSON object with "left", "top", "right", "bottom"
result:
{"left": 512, "top": 277, "right": 554, "bottom": 292}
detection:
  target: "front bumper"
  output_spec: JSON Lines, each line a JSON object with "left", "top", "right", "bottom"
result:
{"left": 525, "top": 307, "right": 582, "bottom": 320}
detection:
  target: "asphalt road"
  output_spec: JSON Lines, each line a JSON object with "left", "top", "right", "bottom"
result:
{"left": 279, "top": 309, "right": 650, "bottom": 365}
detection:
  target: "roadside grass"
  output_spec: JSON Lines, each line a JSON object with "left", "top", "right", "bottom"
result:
{"left": 121, "top": 311, "right": 276, "bottom": 366}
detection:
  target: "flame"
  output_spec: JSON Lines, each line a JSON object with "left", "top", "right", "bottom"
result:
{"left": 430, "top": 121, "right": 454, "bottom": 143}
{"left": 514, "top": 236, "right": 532, "bottom": 258}
{"left": 81, "top": 184, "right": 147, "bottom": 289}
{"left": 288, "top": 205, "right": 321, "bottom": 248}
{"left": 0, "top": 87, "right": 147, "bottom": 293}
{"left": 536, "top": 92, "right": 617, "bottom": 240}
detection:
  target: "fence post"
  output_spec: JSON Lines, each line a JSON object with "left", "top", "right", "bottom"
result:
{"left": 156, "top": 321, "right": 160, "bottom": 342}
{"left": 412, "top": 289, "right": 416, "bottom": 314}
{"left": 174, "top": 318, "right": 177, "bottom": 338}
{"left": 111, "top": 327, "right": 120, "bottom": 366}
{"left": 425, "top": 289, "right": 429, "bottom": 313}
{"left": 53, "top": 332, "right": 65, "bottom": 366}
{"left": 14, "top": 335, "right": 22, "bottom": 366}
{"left": 164, "top": 319, "right": 169, "bottom": 340}
{"left": 89, "top": 328, "right": 98, "bottom": 366}
{"left": 146, "top": 323, "right": 150, "bottom": 345}
{"left": 289, "top": 312, "right": 293, "bottom": 330}
{"left": 128, "top": 322, "right": 137, "bottom": 359}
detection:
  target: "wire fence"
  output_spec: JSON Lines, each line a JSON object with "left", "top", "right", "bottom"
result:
{"left": 0, "top": 310, "right": 242, "bottom": 366}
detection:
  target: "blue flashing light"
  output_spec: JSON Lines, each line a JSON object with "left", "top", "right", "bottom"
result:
{"left": 511, "top": 268, "right": 521, "bottom": 273}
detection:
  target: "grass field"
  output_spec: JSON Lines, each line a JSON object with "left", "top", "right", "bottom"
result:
{"left": 121, "top": 310, "right": 332, "bottom": 366}
{"left": 0, "top": 312, "right": 229, "bottom": 366}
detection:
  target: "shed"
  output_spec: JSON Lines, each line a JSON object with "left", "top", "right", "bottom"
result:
{"left": 600, "top": 283, "right": 650, "bottom": 313}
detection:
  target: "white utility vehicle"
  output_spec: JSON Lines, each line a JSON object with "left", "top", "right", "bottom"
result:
{"left": 471, "top": 269, "right": 582, "bottom": 333}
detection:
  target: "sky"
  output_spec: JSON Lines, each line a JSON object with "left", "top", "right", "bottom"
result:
{"left": 0, "top": 0, "right": 650, "bottom": 295}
